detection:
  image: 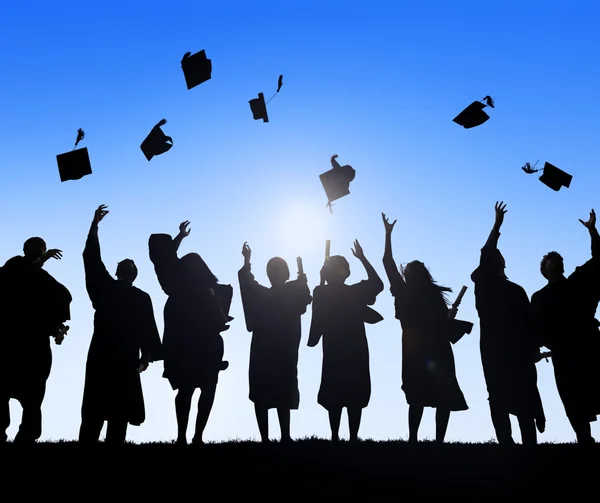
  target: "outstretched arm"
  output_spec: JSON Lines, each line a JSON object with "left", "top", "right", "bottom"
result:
{"left": 382, "top": 213, "right": 404, "bottom": 288}
{"left": 482, "top": 201, "right": 506, "bottom": 251}
{"left": 83, "top": 205, "right": 111, "bottom": 280}
{"left": 580, "top": 209, "right": 599, "bottom": 258}
{"left": 173, "top": 221, "right": 191, "bottom": 252}
{"left": 353, "top": 239, "right": 384, "bottom": 294}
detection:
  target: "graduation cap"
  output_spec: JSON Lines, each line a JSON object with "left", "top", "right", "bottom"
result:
{"left": 56, "top": 128, "right": 92, "bottom": 182}
{"left": 521, "top": 160, "right": 572, "bottom": 191}
{"left": 453, "top": 96, "right": 495, "bottom": 129}
{"left": 319, "top": 155, "right": 356, "bottom": 212}
{"left": 181, "top": 49, "right": 212, "bottom": 90}
{"left": 249, "top": 75, "right": 283, "bottom": 123}
{"left": 141, "top": 119, "right": 173, "bottom": 161}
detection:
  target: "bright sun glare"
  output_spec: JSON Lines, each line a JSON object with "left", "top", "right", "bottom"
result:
{"left": 276, "top": 201, "right": 331, "bottom": 260}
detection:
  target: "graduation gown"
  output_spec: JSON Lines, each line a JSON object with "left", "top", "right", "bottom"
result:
{"left": 81, "top": 224, "right": 162, "bottom": 425}
{"left": 471, "top": 231, "right": 545, "bottom": 420}
{"left": 149, "top": 234, "right": 232, "bottom": 391}
{"left": 384, "top": 258, "right": 469, "bottom": 411}
{"left": 530, "top": 230, "right": 600, "bottom": 422}
{"left": 238, "top": 263, "right": 312, "bottom": 409}
{"left": 0, "top": 255, "right": 72, "bottom": 398}
{"left": 308, "top": 276, "right": 383, "bottom": 411}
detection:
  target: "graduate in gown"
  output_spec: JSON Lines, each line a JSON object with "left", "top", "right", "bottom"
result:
{"left": 382, "top": 213, "right": 471, "bottom": 443}
{"left": 308, "top": 240, "right": 384, "bottom": 442}
{"left": 0, "top": 238, "right": 71, "bottom": 444}
{"left": 238, "top": 242, "right": 312, "bottom": 443}
{"left": 531, "top": 208, "right": 600, "bottom": 444}
{"left": 471, "top": 202, "right": 546, "bottom": 445}
{"left": 79, "top": 205, "right": 162, "bottom": 445}
{"left": 149, "top": 221, "right": 232, "bottom": 445}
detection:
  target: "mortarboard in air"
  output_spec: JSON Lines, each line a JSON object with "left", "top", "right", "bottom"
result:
{"left": 249, "top": 75, "right": 283, "bottom": 123}
{"left": 453, "top": 96, "right": 495, "bottom": 128}
{"left": 56, "top": 128, "right": 92, "bottom": 182}
{"left": 319, "top": 154, "right": 356, "bottom": 212}
{"left": 522, "top": 160, "right": 572, "bottom": 191}
{"left": 141, "top": 119, "right": 173, "bottom": 161}
{"left": 181, "top": 49, "right": 212, "bottom": 90}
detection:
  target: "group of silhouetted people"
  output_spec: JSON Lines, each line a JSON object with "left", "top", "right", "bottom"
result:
{"left": 1, "top": 202, "right": 599, "bottom": 446}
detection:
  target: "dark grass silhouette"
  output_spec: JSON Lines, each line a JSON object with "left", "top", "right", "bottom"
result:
{"left": 1, "top": 437, "right": 596, "bottom": 497}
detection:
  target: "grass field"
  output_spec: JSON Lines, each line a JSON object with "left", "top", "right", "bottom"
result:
{"left": 1, "top": 437, "right": 595, "bottom": 498}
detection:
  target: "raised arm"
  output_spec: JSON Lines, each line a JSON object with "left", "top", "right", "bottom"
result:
{"left": 173, "top": 220, "right": 191, "bottom": 252}
{"left": 238, "top": 242, "right": 268, "bottom": 332}
{"left": 352, "top": 239, "right": 384, "bottom": 296}
{"left": 382, "top": 213, "right": 404, "bottom": 289}
{"left": 482, "top": 201, "right": 506, "bottom": 251}
{"left": 579, "top": 209, "right": 599, "bottom": 258}
{"left": 83, "top": 205, "right": 112, "bottom": 290}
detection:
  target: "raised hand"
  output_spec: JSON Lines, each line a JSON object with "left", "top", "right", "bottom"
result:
{"left": 579, "top": 209, "right": 596, "bottom": 229}
{"left": 382, "top": 212, "right": 397, "bottom": 234}
{"left": 93, "top": 204, "right": 109, "bottom": 225}
{"left": 43, "top": 249, "right": 63, "bottom": 262}
{"left": 494, "top": 201, "right": 507, "bottom": 228}
{"left": 179, "top": 220, "right": 191, "bottom": 237}
{"left": 351, "top": 239, "right": 365, "bottom": 260}
{"left": 242, "top": 242, "right": 252, "bottom": 261}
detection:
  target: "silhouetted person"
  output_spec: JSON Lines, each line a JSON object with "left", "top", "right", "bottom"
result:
{"left": 79, "top": 205, "right": 162, "bottom": 445}
{"left": 382, "top": 213, "right": 470, "bottom": 443}
{"left": 471, "top": 202, "right": 546, "bottom": 445}
{"left": 308, "top": 240, "right": 384, "bottom": 442}
{"left": 0, "top": 239, "right": 71, "bottom": 444}
{"left": 149, "top": 221, "right": 232, "bottom": 445}
{"left": 531, "top": 209, "right": 600, "bottom": 444}
{"left": 238, "top": 243, "right": 312, "bottom": 443}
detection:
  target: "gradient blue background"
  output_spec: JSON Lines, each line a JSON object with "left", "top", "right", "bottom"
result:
{"left": 1, "top": 1, "right": 599, "bottom": 444}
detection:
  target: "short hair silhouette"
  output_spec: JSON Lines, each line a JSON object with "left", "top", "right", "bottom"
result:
{"left": 116, "top": 259, "right": 138, "bottom": 283}
{"left": 23, "top": 237, "right": 46, "bottom": 260}
{"left": 322, "top": 255, "right": 351, "bottom": 282}
{"left": 266, "top": 257, "right": 290, "bottom": 282}
{"left": 540, "top": 251, "right": 564, "bottom": 278}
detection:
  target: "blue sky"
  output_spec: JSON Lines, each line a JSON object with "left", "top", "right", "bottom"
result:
{"left": 1, "top": 1, "right": 599, "bottom": 443}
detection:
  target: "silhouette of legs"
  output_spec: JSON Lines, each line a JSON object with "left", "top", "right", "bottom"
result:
{"left": 517, "top": 415, "right": 537, "bottom": 445}
{"left": 408, "top": 405, "right": 424, "bottom": 443}
{"left": 254, "top": 404, "right": 270, "bottom": 442}
{"left": 328, "top": 408, "right": 342, "bottom": 441}
{"left": 489, "top": 402, "right": 514, "bottom": 445}
{"left": 106, "top": 420, "right": 128, "bottom": 445}
{"left": 79, "top": 416, "right": 104, "bottom": 444}
{"left": 175, "top": 387, "right": 194, "bottom": 444}
{"left": 277, "top": 408, "right": 291, "bottom": 443}
{"left": 13, "top": 387, "right": 45, "bottom": 444}
{"left": 568, "top": 416, "right": 594, "bottom": 444}
{"left": 435, "top": 408, "right": 450, "bottom": 443}
{"left": 348, "top": 408, "right": 362, "bottom": 441}
{"left": 192, "top": 382, "right": 217, "bottom": 445}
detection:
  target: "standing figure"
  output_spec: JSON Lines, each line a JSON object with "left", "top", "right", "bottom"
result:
{"left": 0, "top": 239, "right": 71, "bottom": 444}
{"left": 79, "top": 205, "right": 163, "bottom": 445}
{"left": 149, "top": 221, "right": 232, "bottom": 445}
{"left": 308, "top": 240, "right": 384, "bottom": 442}
{"left": 382, "top": 213, "right": 471, "bottom": 443}
{"left": 238, "top": 243, "right": 312, "bottom": 443}
{"left": 471, "top": 202, "right": 546, "bottom": 445}
{"left": 531, "top": 209, "right": 600, "bottom": 444}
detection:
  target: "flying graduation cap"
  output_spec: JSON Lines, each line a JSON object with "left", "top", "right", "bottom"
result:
{"left": 521, "top": 160, "right": 572, "bottom": 191}
{"left": 320, "top": 155, "right": 356, "bottom": 212}
{"left": 249, "top": 75, "right": 283, "bottom": 122}
{"left": 140, "top": 119, "right": 173, "bottom": 161}
{"left": 453, "top": 96, "right": 495, "bottom": 129}
{"left": 181, "top": 49, "right": 212, "bottom": 90}
{"left": 56, "top": 128, "right": 92, "bottom": 182}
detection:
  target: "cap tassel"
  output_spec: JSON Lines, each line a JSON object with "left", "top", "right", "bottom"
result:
{"left": 265, "top": 74, "right": 284, "bottom": 105}
{"left": 73, "top": 128, "right": 85, "bottom": 151}
{"left": 522, "top": 159, "right": 540, "bottom": 174}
